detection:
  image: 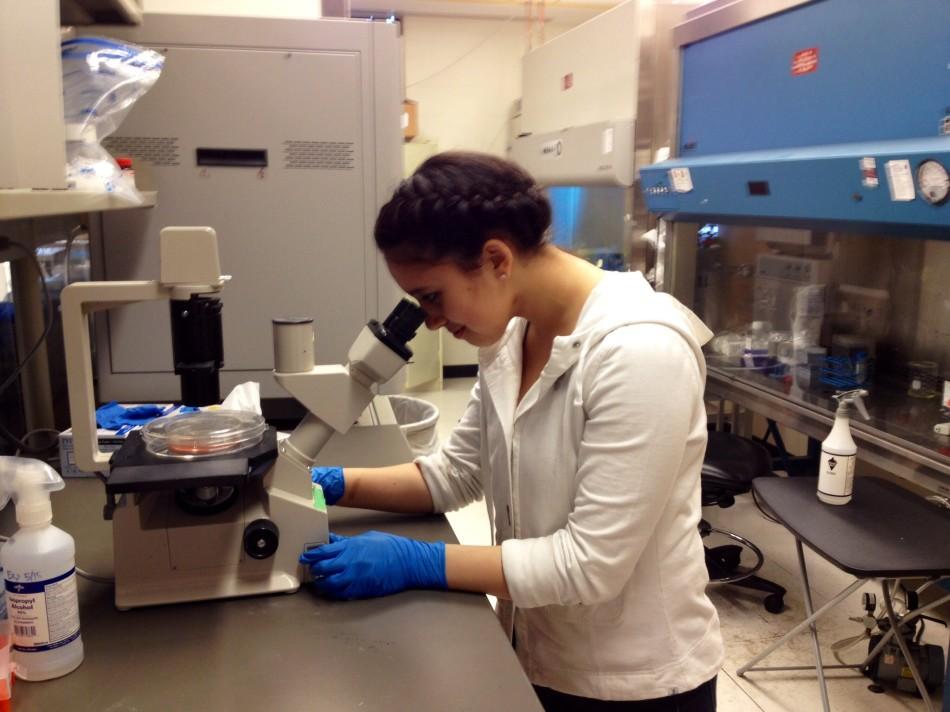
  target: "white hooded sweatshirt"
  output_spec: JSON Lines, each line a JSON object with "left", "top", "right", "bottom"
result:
{"left": 415, "top": 271, "right": 724, "bottom": 701}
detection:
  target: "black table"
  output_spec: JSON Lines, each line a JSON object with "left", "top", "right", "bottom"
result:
{"left": 737, "top": 476, "right": 950, "bottom": 712}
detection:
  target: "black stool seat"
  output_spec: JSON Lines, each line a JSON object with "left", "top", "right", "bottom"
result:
{"left": 701, "top": 430, "right": 786, "bottom": 614}
{"left": 702, "top": 430, "right": 772, "bottom": 496}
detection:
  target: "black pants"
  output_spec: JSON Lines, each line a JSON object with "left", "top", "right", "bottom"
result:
{"left": 533, "top": 676, "right": 716, "bottom": 712}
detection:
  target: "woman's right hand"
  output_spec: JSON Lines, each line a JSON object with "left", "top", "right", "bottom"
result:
{"left": 311, "top": 466, "right": 345, "bottom": 505}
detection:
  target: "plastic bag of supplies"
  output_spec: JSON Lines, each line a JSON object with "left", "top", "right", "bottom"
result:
{"left": 60, "top": 37, "right": 164, "bottom": 203}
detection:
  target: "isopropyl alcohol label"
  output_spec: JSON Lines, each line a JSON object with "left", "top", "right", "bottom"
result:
{"left": 5, "top": 568, "right": 80, "bottom": 652}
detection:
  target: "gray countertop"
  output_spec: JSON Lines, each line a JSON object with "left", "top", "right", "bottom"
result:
{"left": 5, "top": 479, "right": 542, "bottom": 712}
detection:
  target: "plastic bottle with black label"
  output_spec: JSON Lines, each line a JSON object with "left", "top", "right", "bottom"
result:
{"left": 817, "top": 389, "right": 870, "bottom": 505}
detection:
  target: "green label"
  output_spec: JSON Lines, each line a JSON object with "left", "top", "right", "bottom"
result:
{"left": 311, "top": 483, "right": 327, "bottom": 512}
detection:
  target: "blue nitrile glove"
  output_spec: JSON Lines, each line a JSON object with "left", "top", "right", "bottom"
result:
{"left": 96, "top": 401, "right": 166, "bottom": 430}
{"left": 96, "top": 402, "right": 200, "bottom": 431}
{"left": 311, "top": 466, "right": 345, "bottom": 506}
{"left": 299, "top": 531, "right": 447, "bottom": 600}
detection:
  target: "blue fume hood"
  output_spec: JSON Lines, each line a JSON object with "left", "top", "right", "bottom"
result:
{"left": 640, "top": 0, "right": 950, "bottom": 235}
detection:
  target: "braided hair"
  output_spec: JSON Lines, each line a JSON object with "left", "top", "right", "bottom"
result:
{"left": 375, "top": 151, "right": 551, "bottom": 268}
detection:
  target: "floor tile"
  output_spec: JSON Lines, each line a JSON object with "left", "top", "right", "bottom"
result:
{"left": 718, "top": 672, "right": 765, "bottom": 711}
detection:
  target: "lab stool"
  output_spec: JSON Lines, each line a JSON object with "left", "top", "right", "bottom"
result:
{"left": 701, "top": 430, "right": 787, "bottom": 614}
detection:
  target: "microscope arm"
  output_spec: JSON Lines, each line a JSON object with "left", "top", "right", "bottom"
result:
{"left": 269, "top": 301, "right": 426, "bottom": 498}
{"left": 60, "top": 227, "right": 227, "bottom": 474}
{"left": 62, "top": 281, "right": 174, "bottom": 473}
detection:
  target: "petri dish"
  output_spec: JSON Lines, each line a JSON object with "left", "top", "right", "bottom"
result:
{"left": 142, "top": 409, "right": 267, "bottom": 459}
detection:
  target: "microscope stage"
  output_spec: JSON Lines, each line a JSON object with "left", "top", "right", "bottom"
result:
{"left": 105, "top": 429, "right": 278, "bottom": 495}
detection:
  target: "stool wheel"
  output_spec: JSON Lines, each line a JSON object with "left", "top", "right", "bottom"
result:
{"left": 764, "top": 593, "right": 785, "bottom": 614}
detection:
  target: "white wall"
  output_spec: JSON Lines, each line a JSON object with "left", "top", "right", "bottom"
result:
{"left": 402, "top": 15, "right": 575, "bottom": 365}
{"left": 143, "top": 0, "right": 322, "bottom": 18}
{"left": 403, "top": 15, "right": 573, "bottom": 156}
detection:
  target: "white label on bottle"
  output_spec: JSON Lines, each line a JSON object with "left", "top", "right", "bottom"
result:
{"left": 5, "top": 569, "right": 80, "bottom": 652}
{"left": 819, "top": 451, "right": 856, "bottom": 496}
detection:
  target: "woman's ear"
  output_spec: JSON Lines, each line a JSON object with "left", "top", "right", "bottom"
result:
{"left": 481, "top": 236, "right": 514, "bottom": 279}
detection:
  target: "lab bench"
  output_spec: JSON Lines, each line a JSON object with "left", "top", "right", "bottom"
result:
{"left": 3, "top": 479, "right": 542, "bottom": 712}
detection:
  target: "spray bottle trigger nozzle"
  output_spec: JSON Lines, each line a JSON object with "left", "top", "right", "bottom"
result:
{"left": 833, "top": 388, "right": 870, "bottom": 420}
{"left": 853, "top": 392, "right": 870, "bottom": 420}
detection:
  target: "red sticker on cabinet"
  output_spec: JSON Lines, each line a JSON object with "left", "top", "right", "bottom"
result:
{"left": 791, "top": 48, "right": 819, "bottom": 75}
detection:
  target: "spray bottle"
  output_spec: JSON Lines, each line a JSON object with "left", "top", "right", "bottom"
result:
{"left": 817, "top": 389, "right": 870, "bottom": 505}
{"left": 0, "top": 457, "right": 83, "bottom": 680}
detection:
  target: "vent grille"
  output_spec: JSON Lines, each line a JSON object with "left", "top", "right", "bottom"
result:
{"left": 102, "top": 136, "right": 181, "bottom": 167}
{"left": 283, "top": 140, "right": 355, "bottom": 170}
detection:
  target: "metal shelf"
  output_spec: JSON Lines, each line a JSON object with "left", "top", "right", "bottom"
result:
{"left": 0, "top": 189, "right": 156, "bottom": 221}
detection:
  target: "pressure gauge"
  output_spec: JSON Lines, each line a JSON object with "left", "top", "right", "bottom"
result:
{"left": 916, "top": 159, "right": 950, "bottom": 205}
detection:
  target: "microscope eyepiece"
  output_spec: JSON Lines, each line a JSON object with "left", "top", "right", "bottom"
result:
{"left": 382, "top": 299, "right": 426, "bottom": 345}
{"left": 367, "top": 299, "right": 426, "bottom": 361}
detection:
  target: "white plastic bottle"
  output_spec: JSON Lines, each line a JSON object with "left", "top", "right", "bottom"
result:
{"left": 817, "top": 389, "right": 870, "bottom": 505}
{"left": 0, "top": 458, "right": 83, "bottom": 680}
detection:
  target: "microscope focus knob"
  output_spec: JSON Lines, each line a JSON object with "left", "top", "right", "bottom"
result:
{"left": 244, "top": 519, "right": 280, "bottom": 560}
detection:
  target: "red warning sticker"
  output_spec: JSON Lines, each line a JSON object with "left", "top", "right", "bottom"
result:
{"left": 791, "top": 48, "right": 819, "bottom": 76}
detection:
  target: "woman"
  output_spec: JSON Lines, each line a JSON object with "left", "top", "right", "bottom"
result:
{"left": 300, "top": 151, "right": 723, "bottom": 711}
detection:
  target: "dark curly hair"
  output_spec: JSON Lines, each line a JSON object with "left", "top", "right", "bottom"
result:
{"left": 374, "top": 151, "right": 551, "bottom": 268}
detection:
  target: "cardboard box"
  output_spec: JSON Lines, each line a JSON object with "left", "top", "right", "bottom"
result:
{"left": 402, "top": 100, "right": 418, "bottom": 141}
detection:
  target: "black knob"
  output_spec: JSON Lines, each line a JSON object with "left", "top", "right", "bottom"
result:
{"left": 243, "top": 519, "right": 279, "bottom": 560}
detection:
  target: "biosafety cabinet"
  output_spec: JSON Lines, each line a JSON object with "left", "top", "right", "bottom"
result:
{"left": 641, "top": 0, "right": 950, "bottom": 493}
{"left": 81, "top": 14, "right": 404, "bottom": 404}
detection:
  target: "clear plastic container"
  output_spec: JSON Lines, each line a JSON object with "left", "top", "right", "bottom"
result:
{"left": 142, "top": 410, "right": 267, "bottom": 459}
{"left": 907, "top": 360, "right": 939, "bottom": 399}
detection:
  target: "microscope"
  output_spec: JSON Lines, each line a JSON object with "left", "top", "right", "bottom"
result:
{"left": 62, "top": 227, "right": 425, "bottom": 609}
